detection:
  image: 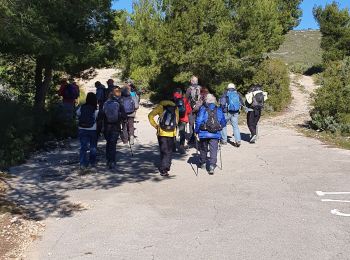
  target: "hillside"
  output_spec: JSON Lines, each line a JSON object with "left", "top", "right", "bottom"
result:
{"left": 270, "top": 30, "right": 322, "bottom": 69}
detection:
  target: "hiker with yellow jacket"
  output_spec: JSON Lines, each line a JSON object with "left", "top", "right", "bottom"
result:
{"left": 148, "top": 98, "right": 179, "bottom": 176}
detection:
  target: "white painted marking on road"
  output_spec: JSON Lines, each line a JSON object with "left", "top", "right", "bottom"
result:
{"left": 322, "top": 199, "right": 350, "bottom": 203}
{"left": 316, "top": 191, "right": 350, "bottom": 196}
{"left": 331, "top": 209, "right": 350, "bottom": 217}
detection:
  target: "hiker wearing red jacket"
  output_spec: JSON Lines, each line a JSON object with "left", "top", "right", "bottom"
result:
{"left": 173, "top": 89, "right": 192, "bottom": 154}
{"left": 58, "top": 78, "right": 80, "bottom": 120}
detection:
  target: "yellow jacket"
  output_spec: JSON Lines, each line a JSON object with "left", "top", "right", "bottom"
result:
{"left": 148, "top": 100, "right": 179, "bottom": 137}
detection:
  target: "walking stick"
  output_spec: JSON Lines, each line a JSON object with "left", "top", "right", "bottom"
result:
{"left": 195, "top": 134, "right": 199, "bottom": 176}
{"left": 219, "top": 142, "right": 223, "bottom": 171}
{"left": 128, "top": 141, "right": 134, "bottom": 157}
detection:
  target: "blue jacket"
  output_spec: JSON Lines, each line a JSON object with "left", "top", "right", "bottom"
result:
{"left": 195, "top": 103, "right": 226, "bottom": 139}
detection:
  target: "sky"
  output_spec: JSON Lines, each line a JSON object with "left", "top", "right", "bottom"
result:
{"left": 112, "top": 0, "right": 350, "bottom": 30}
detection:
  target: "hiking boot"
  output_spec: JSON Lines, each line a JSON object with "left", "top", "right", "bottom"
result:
{"left": 249, "top": 135, "right": 257, "bottom": 144}
{"left": 160, "top": 169, "right": 169, "bottom": 176}
{"left": 129, "top": 136, "right": 135, "bottom": 145}
{"left": 208, "top": 165, "right": 215, "bottom": 175}
{"left": 235, "top": 141, "right": 241, "bottom": 147}
{"left": 198, "top": 162, "right": 206, "bottom": 170}
{"left": 108, "top": 162, "right": 116, "bottom": 169}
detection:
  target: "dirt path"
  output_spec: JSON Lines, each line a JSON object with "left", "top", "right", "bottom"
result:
{"left": 5, "top": 73, "right": 350, "bottom": 260}
{"left": 262, "top": 73, "right": 319, "bottom": 128}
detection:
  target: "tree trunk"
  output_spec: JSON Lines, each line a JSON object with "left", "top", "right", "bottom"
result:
{"left": 34, "top": 56, "right": 52, "bottom": 111}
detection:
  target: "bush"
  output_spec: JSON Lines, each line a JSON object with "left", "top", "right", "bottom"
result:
{"left": 252, "top": 59, "right": 291, "bottom": 112}
{"left": 311, "top": 57, "right": 350, "bottom": 134}
{"left": 0, "top": 96, "right": 77, "bottom": 170}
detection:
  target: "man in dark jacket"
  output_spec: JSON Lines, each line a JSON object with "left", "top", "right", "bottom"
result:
{"left": 195, "top": 94, "right": 226, "bottom": 175}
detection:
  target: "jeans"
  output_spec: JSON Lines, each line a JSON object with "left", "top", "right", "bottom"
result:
{"left": 158, "top": 136, "right": 174, "bottom": 171}
{"left": 199, "top": 138, "right": 219, "bottom": 167}
{"left": 79, "top": 129, "right": 97, "bottom": 167}
{"left": 121, "top": 117, "right": 135, "bottom": 143}
{"left": 221, "top": 112, "right": 241, "bottom": 143}
{"left": 104, "top": 124, "right": 120, "bottom": 163}
{"left": 178, "top": 122, "right": 187, "bottom": 146}
{"left": 247, "top": 109, "right": 261, "bottom": 136}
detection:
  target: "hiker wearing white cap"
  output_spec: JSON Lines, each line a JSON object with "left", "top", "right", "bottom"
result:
{"left": 219, "top": 83, "right": 244, "bottom": 147}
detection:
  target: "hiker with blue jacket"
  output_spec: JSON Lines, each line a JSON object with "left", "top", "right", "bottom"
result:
{"left": 220, "top": 83, "right": 244, "bottom": 147}
{"left": 120, "top": 87, "right": 136, "bottom": 145}
{"left": 103, "top": 87, "right": 122, "bottom": 169}
{"left": 195, "top": 94, "right": 226, "bottom": 175}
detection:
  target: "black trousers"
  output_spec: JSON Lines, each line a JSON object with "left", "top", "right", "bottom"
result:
{"left": 157, "top": 136, "right": 174, "bottom": 171}
{"left": 247, "top": 109, "right": 261, "bottom": 136}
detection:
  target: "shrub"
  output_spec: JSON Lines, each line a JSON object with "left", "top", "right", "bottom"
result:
{"left": 252, "top": 59, "right": 291, "bottom": 112}
{"left": 311, "top": 57, "right": 350, "bottom": 134}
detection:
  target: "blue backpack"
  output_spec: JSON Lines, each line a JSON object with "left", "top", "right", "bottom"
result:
{"left": 175, "top": 98, "right": 186, "bottom": 117}
{"left": 78, "top": 104, "right": 95, "bottom": 128}
{"left": 226, "top": 90, "right": 241, "bottom": 112}
{"left": 103, "top": 99, "right": 120, "bottom": 123}
{"left": 64, "top": 84, "right": 79, "bottom": 100}
{"left": 121, "top": 96, "right": 135, "bottom": 115}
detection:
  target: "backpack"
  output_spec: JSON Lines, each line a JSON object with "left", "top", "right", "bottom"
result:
{"left": 175, "top": 98, "right": 186, "bottom": 118}
{"left": 103, "top": 99, "right": 120, "bottom": 123}
{"left": 96, "top": 87, "right": 106, "bottom": 103}
{"left": 159, "top": 105, "right": 177, "bottom": 131}
{"left": 201, "top": 107, "right": 222, "bottom": 133}
{"left": 189, "top": 85, "right": 201, "bottom": 108}
{"left": 64, "top": 84, "right": 79, "bottom": 100}
{"left": 78, "top": 104, "right": 95, "bottom": 128}
{"left": 252, "top": 91, "right": 265, "bottom": 109}
{"left": 130, "top": 92, "right": 140, "bottom": 110}
{"left": 121, "top": 96, "right": 136, "bottom": 114}
{"left": 226, "top": 90, "right": 241, "bottom": 112}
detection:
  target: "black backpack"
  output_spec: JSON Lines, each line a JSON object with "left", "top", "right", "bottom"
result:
{"left": 64, "top": 84, "right": 79, "bottom": 100}
{"left": 175, "top": 98, "right": 186, "bottom": 118}
{"left": 79, "top": 104, "right": 95, "bottom": 128}
{"left": 159, "top": 105, "right": 177, "bottom": 131}
{"left": 201, "top": 107, "right": 222, "bottom": 133}
{"left": 252, "top": 92, "right": 264, "bottom": 109}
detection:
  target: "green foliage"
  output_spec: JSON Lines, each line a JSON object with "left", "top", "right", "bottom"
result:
{"left": 252, "top": 59, "right": 291, "bottom": 112}
{"left": 114, "top": 0, "right": 302, "bottom": 95}
{"left": 314, "top": 3, "right": 350, "bottom": 62}
{"left": 311, "top": 58, "right": 350, "bottom": 134}
{"left": 0, "top": 95, "right": 78, "bottom": 169}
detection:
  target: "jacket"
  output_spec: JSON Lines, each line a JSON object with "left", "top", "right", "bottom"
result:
{"left": 195, "top": 103, "right": 226, "bottom": 140}
{"left": 58, "top": 83, "right": 79, "bottom": 105}
{"left": 173, "top": 93, "right": 192, "bottom": 123}
{"left": 148, "top": 100, "right": 179, "bottom": 137}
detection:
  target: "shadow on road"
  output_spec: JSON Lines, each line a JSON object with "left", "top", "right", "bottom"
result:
{"left": 6, "top": 140, "right": 183, "bottom": 220}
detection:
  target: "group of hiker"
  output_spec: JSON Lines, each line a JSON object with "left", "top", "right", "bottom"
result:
{"left": 65, "top": 75, "right": 267, "bottom": 176}
{"left": 148, "top": 76, "right": 267, "bottom": 176}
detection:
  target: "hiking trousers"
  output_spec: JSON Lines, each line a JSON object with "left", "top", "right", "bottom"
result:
{"left": 178, "top": 122, "right": 187, "bottom": 146}
{"left": 79, "top": 129, "right": 97, "bottom": 167}
{"left": 199, "top": 138, "right": 219, "bottom": 167}
{"left": 221, "top": 112, "right": 241, "bottom": 143}
{"left": 104, "top": 124, "right": 120, "bottom": 163}
{"left": 247, "top": 109, "right": 261, "bottom": 136}
{"left": 188, "top": 112, "right": 196, "bottom": 142}
{"left": 157, "top": 136, "right": 174, "bottom": 171}
{"left": 121, "top": 117, "right": 135, "bottom": 143}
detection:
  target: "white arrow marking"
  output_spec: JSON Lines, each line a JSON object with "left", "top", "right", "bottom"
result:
{"left": 331, "top": 209, "right": 350, "bottom": 217}
{"left": 316, "top": 191, "right": 350, "bottom": 196}
{"left": 322, "top": 199, "right": 350, "bottom": 203}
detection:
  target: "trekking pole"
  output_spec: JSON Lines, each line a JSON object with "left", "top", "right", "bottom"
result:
{"left": 219, "top": 143, "right": 223, "bottom": 171}
{"left": 195, "top": 134, "right": 199, "bottom": 176}
{"left": 128, "top": 141, "right": 134, "bottom": 157}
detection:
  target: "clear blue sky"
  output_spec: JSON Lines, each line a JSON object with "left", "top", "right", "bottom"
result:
{"left": 112, "top": 0, "right": 350, "bottom": 30}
